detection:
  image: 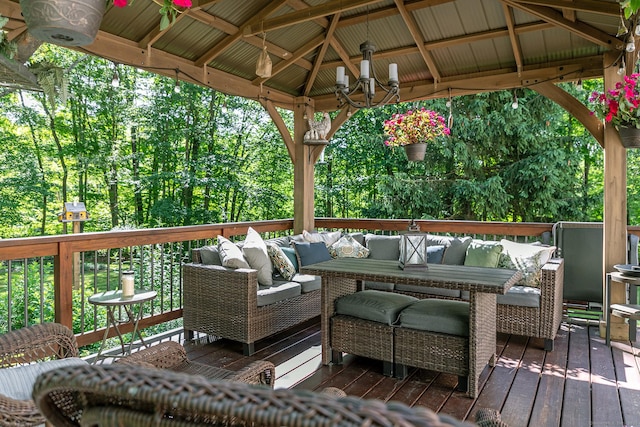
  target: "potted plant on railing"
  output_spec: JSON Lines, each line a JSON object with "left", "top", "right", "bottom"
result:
{"left": 383, "top": 107, "right": 450, "bottom": 161}
{"left": 590, "top": 73, "right": 640, "bottom": 148}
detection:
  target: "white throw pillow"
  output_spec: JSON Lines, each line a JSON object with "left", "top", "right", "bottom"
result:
{"left": 499, "top": 239, "right": 556, "bottom": 287}
{"left": 217, "top": 235, "right": 250, "bottom": 269}
{"left": 242, "top": 227, "right": 273, "bottom": 286}
{"left": 302, "top": 230, "right": 342, "bottom": 247}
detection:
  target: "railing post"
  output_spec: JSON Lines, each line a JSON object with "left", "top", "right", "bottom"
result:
{"left": 54, "top": 241, "right": 74, "bottom": 329}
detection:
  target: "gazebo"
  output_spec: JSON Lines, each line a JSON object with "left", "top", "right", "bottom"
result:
{"left": 0, "top": 0, "right": 635, "bottom": 339}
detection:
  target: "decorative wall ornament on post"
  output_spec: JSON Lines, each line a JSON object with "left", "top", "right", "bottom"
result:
{"left": 20, "top": 0, "right": 105, "bottom": 46}
{"left": 399, "top": 220, "right": 428, "bottom": 270}
{"left": 303, "top": 111, "right": 331, "bottom": 145}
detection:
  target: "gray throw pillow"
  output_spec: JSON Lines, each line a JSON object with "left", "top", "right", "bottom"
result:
{"left": 427, "top": 245, "right": 446, "bottom": 264}
{"left": 364, "top": 235, "right": 401, "bottom": 260}
{"left": 293, "top": 241, "right": 332, "bottom": 267}
{"left": 199, "top": 245, "right": 222, "bottom": 265}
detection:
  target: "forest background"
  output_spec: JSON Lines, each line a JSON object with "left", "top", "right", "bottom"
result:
{"left": 2, "top": 44, "right": 638, "bottom": 239}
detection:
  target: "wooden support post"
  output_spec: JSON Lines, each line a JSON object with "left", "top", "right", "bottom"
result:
{"left": 601, "top": 50, "right": 629, "bottom": 340}
{"left": 293, "top": 96, "right": 315, "bottom": 234}
{"left": 54, "top": 241, "right": 74, "bottom": 329}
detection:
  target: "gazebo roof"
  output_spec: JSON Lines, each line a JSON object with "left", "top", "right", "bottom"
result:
{"left": 0, "top": 0, "right": 626, "bottom": 111}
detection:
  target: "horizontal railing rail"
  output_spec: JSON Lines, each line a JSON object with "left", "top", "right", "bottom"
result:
{"left": 1, "top": 218, "right": 638, "bottom": 350}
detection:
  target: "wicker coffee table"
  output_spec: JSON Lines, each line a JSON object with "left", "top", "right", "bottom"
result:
{"left": 301, "top": 258, "right": 521, "bottom": 398}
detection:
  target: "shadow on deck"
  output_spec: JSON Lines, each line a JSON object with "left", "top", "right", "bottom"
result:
{"left": 174, "top": 318, "right": 639, "bottom": 427}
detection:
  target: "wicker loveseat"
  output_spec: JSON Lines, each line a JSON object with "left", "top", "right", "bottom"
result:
{"left": 33, "top": 363, "right": 509, "bottom": 427}
{"left": 183, "top": 233, "right": 322, "bottom": 356}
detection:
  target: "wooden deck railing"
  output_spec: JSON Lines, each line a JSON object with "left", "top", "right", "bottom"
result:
{"left": 1, "top": 218, "right": 638, "bottom": 348}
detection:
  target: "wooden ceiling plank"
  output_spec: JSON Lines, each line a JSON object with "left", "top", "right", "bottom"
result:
{"left": 502, "top": 0, "right": 619, "bottom": 48}
{"left": 304, "top": 13, "right": 341, "bottom": 96}
{"left": 394, "top": 0, "right": 441, "bottom": 82}
{"left": 320, "top": 45, "right": 419, "bottom": 70}
{"left": 510, "top": 0, "right": 621, "bottom": 16}
{"left": 502, "top": 4, "right": 524, "bottom": 75}
{"left": 337, "top": 0, "right": 456, "bottom": 27}
{"left": 191, "top": 0, "right": 224, "bottom": 8}
{"left": 195, "top": 0, "right": 289, "bottom": 67}
{"left": 252, "top": 35, "right": 325, "bottom": 85}
{"left": 243, "top": 0, "right": 383, "bottom": 36}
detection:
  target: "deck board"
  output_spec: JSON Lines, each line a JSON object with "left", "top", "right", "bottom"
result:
{"left": 528, "top": 323, "right": 570, "bottom": 427}
{"left": 181, "top": 319, "right": 640, "bottom": 427}
{"left": 561, "top": 324, "right": 592, "bottom": 427}
{"left": 589, "top": 327, "right": 624, "bottom": 426}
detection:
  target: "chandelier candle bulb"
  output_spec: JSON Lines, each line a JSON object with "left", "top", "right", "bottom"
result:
{"left": 121, "top": 271, "right": 135, "bottom": 298}
{"left": 360, "top": 60, "right": 369, "bottom": 79}
{"left": 369, "top": 78, "right": 375, "bottom": 96}
{"left": 344, "top": 76, "right": 349, "bottom": 92}
{"left": 389, "top": 63, "right": 398, "bottom": 82}
{"left": 336, "top": 67, "right": 345, "bottom": 85}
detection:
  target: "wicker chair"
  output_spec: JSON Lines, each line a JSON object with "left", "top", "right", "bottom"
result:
{"left": 33, "top": 363, "right": 508, "bottom": 427}
{"left": 0, "top": 323, "right": 80, "bottom": 427}
{"left": 116, "top": 340, "right": 275, "bottom": 387}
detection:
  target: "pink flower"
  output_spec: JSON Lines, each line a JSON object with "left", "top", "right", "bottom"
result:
{"left": 172, "top": 0, "right": 192, "bottom": 8}
{"left": 113, "top": 0, "right": 127, "bottom": 7}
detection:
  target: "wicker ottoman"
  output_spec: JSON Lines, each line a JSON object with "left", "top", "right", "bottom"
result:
{"left": 394, "top": 299, "right": 471, "bottom": 394}
{"left": 331, "top": 290, "right": 417, "bottom": 376}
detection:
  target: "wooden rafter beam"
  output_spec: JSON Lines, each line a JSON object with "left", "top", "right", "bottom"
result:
{"left": 394, "top": 0, "right": 440, "bottom": 82}
{"left": 188, "top": 9, "right": 313, "bottom": 71}
{"left": 530, "top": 81, "right": 603, "bottom": 146}
{"left": 252, "top": 35, "right": 325, "bottom": 86}
{"left": 509, "top": 0, "right": 621, "bottom": 16}
{"left": 260, "top": 98, "right": 295, "bottom": 161}
{"left": 137, "top": 0, "right": 224, "bottom": 48}
{"left": 81, "top": 31, "right": 294, "bottom": 107}
{"left": 195, "top": 0, "right": 288, "bottom": 67}
{"left": 304, "top": 13, "right": 341, "bottom": 96}
{"left": 502, "top": 0, "right": 620, "bottom": 48}
{"left": 336, "top": 0, "right": 455, "bottom": 27}
{"left": 318, "top": 22, "right": 552, "bottom": 72}
{"left": 330, "top": 37, "right": 361, "bottom": 78}
{"left": 243, "top": 0, "right": 383, "bottom": 36}
{"left": 502, "top": 4, "right": 523, "bottom": 75}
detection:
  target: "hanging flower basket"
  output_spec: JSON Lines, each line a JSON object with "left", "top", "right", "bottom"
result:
{"left": 618, "top": 124, "right": 640, "bottom": 148}
{"left": 383, "top": 108, "right": 450, "bottom": 161}
{"left": 403, "top": 143, "right": 427, "bottom": 161}
{"left": 20, "top": 0, "right": 105, "bottom": 46}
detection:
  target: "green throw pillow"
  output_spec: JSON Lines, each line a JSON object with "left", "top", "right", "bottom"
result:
{"left": 464, "top": 240, "right": 503, "bottom": 268}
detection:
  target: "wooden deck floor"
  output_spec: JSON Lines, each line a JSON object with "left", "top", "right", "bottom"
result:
{"left": 180, "top": 318, "right": 640, "bottom": 427}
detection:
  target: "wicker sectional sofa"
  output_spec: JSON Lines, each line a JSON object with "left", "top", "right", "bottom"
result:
{"left": 182, "top": 230, "right": 564, "bottom": 356}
